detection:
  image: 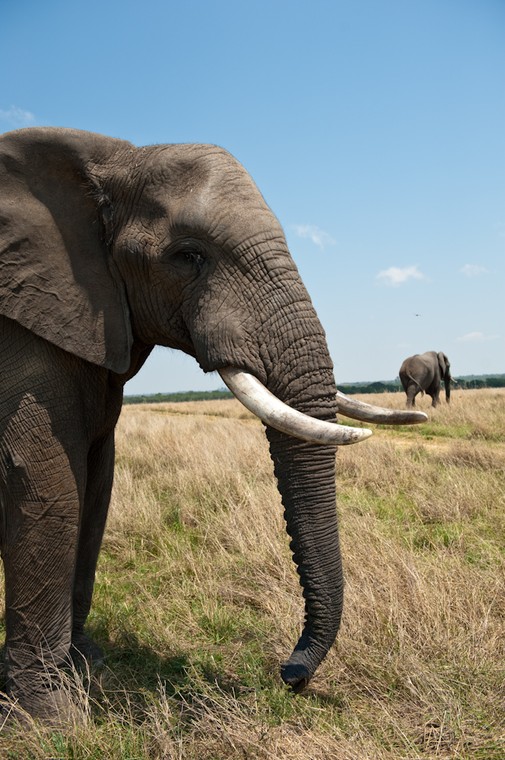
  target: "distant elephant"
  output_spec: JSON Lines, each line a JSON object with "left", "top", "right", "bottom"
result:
{"left": 399, "top": 351, "right": 452, "bottom": 407}
{"left": 0, "top": 128, "right": 425, "bottom": 724}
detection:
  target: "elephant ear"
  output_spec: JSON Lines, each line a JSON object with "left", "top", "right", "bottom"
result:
{"left": 0, "top": 127, "right": 133, "bottom": 373}
{"left": 437, "top": 352, "right": 449, "bottom": 377}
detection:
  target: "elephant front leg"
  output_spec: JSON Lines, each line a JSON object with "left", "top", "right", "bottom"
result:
{"left": 1, "top": 478, "right": 82, "bottom": 724}
{"left": 71, "top": 433, "right": 115, "bottom": 669}
{"left": 428, "top": 385, "right": 440, "bottom": 407}
{"left": 3, "top": 522, "right": 80, "bottom": 725}
{"left": 0, "top": 394, "right": 88, "bottom": 725}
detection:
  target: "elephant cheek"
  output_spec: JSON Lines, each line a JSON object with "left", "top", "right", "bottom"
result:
{"left": 188, "top": 315, "right": 265, "bottom": 382}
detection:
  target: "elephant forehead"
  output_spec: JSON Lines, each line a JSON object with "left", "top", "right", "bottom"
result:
{"left": 142, "top": 145, "right": 214, "bottom": 195}
{"left": 141, "top": 144, "right": 250, "bottom": 195}
{"left": 143, "top": 144, "right": 263, "bottom": 203}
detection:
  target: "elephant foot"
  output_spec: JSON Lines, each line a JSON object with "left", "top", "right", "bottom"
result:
{"left": 28, "top": 687, "right": 87, "bottom": 727}
{"left": 0, "top": 697, "right": 32, "bottom": 729}
{"left": 71, "top": 632, "right": 105, "bottom": 671}
{"left": 1, "top": 685, "right": 87, "bottom": 728}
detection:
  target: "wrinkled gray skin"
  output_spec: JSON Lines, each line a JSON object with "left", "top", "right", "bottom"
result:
{"left": 0, "top": 128, "right": 343, "bottom": 723}
{"left": 399, "top": 351, "right": 451, "bottom": 408}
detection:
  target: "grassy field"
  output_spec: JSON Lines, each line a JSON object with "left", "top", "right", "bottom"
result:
{"left": 1, "top": 389, "right": 504, "bottom": 758}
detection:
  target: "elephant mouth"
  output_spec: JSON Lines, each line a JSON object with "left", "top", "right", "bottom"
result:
{"left": 219, "top": 368, "right": 427, "bottom": 445}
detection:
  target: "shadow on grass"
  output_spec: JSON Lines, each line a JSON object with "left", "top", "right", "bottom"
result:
{"left": 1, "top": 622, "right": 346, "bottom": 728}
{"left": 84, "top": 628, "right": 189, "bottom": 714}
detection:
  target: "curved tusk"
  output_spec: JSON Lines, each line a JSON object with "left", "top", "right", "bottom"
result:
{"left": 336, "top": 390, "right": 428, "bottom": 424}
{"left": 219, "top": 367, "right": 372, "bottom": 445}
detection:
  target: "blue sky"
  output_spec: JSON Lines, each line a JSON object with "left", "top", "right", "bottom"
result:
{"left": 2, "top": 0, "right": 504, "bottom": 393}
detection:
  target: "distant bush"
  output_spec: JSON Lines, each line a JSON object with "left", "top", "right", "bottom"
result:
{"left": 338, "top": 375, "right": 505, "bottom": 395}
{"left": 123, "top": 389, "right": 233, "bottom": 404}
{"left": 455, "top": 376, "right": 505, "bottom": 389}
{"left": 338, "top": 381, "right": 401, "bottom": 395}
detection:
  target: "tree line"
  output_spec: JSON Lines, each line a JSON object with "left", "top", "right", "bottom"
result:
{"left": 123, "top": 389, "right": 234, "bottom": 404}
{"left": 338, "top": 375, "right": 505, "bottom": 395}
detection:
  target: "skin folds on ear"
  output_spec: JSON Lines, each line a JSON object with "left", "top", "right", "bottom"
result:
{"left": 437, "top": 352, "right": 449, "bottom": 378}
{"left": 0, "top": 128, "right": 133, "bottom": 373}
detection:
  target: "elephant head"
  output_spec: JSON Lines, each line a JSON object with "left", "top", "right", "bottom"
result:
{"left": 0, "top": 128, "right": 425, "bottom": 709}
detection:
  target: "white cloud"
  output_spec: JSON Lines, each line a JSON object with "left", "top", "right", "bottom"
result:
{"left": 0, "top": 105, "right": 35, "bottom": 127}
{"left": 457, "top": 331, "right": 499, "bottom": 343}
{"left": 376, "top": 265, "right": 426, "bottom": 286}
{"left": 460, "top": 264, "right": 489, "bottom": 277}
{"left": 293, "top": 224, "right": 335, "bottom": 250}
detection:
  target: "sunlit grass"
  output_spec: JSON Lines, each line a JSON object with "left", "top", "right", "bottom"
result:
{"left": 1, "top": 389, "right": 504, "bottom": 758}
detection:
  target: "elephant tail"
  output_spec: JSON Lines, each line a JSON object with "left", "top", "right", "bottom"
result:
{"left": 406, "top": 372, "right": 424, "bottom": 396}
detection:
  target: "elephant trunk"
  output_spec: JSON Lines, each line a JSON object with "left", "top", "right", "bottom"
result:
{"left": 246, "top": 260, "right": 346, "bottom": 688}
{"left": 192, "top": 238, "right": 349, "bottom": 688}
{"left": 266, "top": 429, "right": 342, "bottom": 690}
{"left": 445, "top": 373, "right": 451, "bottom": 403}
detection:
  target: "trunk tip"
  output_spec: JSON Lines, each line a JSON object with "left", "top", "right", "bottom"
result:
{"left": 281, "top": 662, "right": 311, "bottom": 693}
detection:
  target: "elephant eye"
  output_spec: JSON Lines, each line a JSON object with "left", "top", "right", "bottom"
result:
{"left": 184, "top": 250, "right": 205, "bottom": 269}
{"left": 168, "top": 239, "right": 207, "bottom": 275}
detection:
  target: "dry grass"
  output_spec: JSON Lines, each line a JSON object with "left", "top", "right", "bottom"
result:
{"left": 0, "top": 389, "right": 504, "bottom": 758}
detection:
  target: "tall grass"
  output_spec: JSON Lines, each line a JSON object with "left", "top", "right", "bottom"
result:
{"left": 1, "top": 389, "right": 504, "bottom": 758}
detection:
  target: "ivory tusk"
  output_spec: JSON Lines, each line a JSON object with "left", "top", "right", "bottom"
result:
{"left": 335, "top": 390, "right": 428, "bottom": 424}
{"left": 219, "top": 368, "right": 372, "bottom": 445}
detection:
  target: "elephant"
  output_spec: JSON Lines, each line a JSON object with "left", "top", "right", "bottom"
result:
{"left": 0, "top": 127, "right": 426, "bottom": 724}
{"left": 399, "top": 351, "right": 452, "bottom": 408}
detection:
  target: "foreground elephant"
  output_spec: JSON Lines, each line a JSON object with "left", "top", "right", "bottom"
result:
{"left": 0, "top": 128, "right": 426, "bottom": 724}
{"left": 399, "top": 351, "right": 452, "bottom": 407}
